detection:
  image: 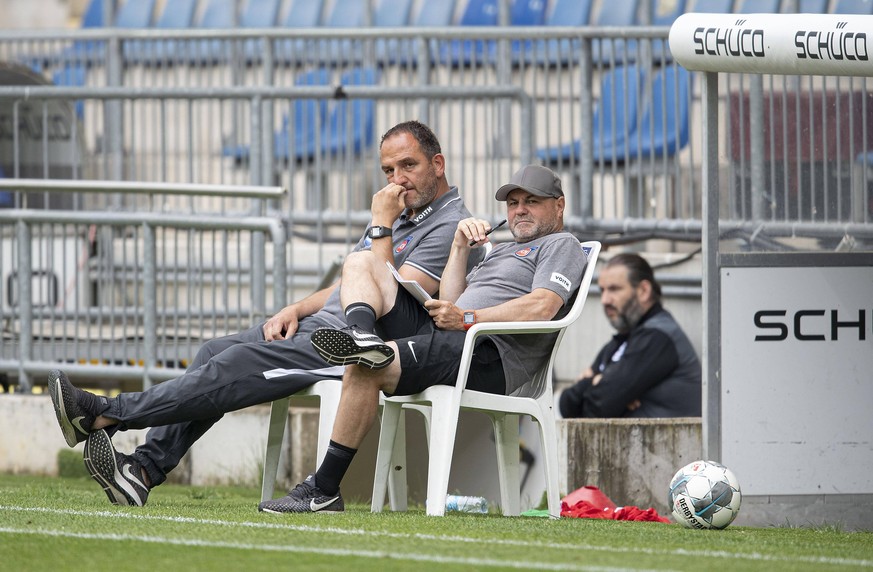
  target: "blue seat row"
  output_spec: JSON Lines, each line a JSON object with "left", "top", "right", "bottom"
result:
{"left": 222, "top": 66, "right": 380, "bottom": 164}
{"left": 40, "top": 0, "right": 873, "bottom": 70}
{"left": 537, "top": 64, "right": 692, "bottom": 166}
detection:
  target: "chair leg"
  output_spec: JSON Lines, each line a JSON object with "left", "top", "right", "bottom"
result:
{"left": 537, "top": 414, "right": 562, "bottom": 518}
{"left": 313, "top": 382, "right": 343, "bottom": 469}
{"left": 371, "top": 400, "right": 403, "bottom": 512}
{"left": 424, "top": 395, "right": 461, "bottom": 516}
{"left": 492, "top": 413, "right": 521, "bottom": 516}
{"left": 387, "top": 412, "right": 408, "bottom": 512}
{"left": 261, "top": 397, "right": 290, "bottom": 502}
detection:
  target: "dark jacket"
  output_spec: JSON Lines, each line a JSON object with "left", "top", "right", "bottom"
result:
{"left": 559, "top": 304, "right": 702, "bottom": 418}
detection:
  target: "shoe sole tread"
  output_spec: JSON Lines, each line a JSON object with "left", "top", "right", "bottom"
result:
{"left": 83, "top": 430, "right": 145, "bottom": 507}
{"left": 310, "top": 330, "right": 393, "bottom": 370}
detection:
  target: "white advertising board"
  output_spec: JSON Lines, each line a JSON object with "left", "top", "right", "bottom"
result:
{"left": 670, "top": 13, "right": 873, "bottom": 77}
{"left": 721, "top": 265, "right": 873, "bottom": 496}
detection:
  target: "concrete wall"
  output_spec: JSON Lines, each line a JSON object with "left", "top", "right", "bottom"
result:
{"left": 558, "top": 418, "right": 703, "bottom": 516}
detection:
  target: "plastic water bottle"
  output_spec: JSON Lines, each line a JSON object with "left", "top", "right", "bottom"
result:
{"left": 445, "top": 495, "right": 488, "bottom": 514}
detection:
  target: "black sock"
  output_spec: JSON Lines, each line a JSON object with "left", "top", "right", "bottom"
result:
{"left": 344, "top": 302, "right": 377, "bottom": 334}
{"left": 314, "top": 440, "right": 357, "bottom": 496}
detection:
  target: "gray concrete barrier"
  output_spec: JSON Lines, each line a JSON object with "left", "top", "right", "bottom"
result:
{"left": 558, "top": 418, "right": 703, "bottom": 515}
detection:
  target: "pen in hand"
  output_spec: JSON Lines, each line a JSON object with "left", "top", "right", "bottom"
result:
{"left": 469, "top": 219, "right": 507, "bottom": 246}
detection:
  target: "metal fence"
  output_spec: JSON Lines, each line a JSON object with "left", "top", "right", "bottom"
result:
{"left": 5, "top": 26, "right": 870, "bottom": 244}
{"left": 0, "top": 181, "right": 286, "bottom": 391}
{"left": 1, "top": 27, "right": 704, "bottom": 237}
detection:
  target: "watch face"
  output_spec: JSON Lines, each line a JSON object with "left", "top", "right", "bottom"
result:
{"left": 368, "top": 226, "right": 391, "bottom": 239}
{"left": 464, "top": 312, "right": 475, "bottom": 324}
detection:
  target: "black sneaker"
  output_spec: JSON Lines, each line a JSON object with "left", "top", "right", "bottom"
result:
{"left": 310, "top": 325, "right": 394, "bottom": 369}
{"left": 83, "top": 429, "right": 150, "bottom": 507}
{"left": 47, "top": 369, "right": 108, "bottom": 447}
{"left": 258, "top": 474, "right": 344, "bottom": 514}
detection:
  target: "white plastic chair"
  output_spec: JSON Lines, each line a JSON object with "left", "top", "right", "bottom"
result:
{"left": 370, "top": 240, "right": 601, "bottom": 517}
{"left": 260, "top": 379, "right": 343, "bottom": 502}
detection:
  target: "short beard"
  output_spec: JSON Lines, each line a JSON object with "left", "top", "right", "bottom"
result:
{"left": 608, "top": 296, "right": 646, "bottom": 333}
{"left": 511, "top": 218, "right": 561, "bottom": 243}
{"left": 406, "top": 170, "right": 438, "bottom": 211}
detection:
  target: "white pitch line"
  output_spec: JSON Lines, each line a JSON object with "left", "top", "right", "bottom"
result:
{"left": 1, "top": 505, "right": 871, "bottom": 569}
{"left": 0, "top": 526, "right": 654, "bottom": 572}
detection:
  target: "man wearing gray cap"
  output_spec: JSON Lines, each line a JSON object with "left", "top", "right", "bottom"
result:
{"left": 258, "top": 164, "right": 588, "bottom": 513}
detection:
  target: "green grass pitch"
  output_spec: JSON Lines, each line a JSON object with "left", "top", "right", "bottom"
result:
{"left": 1, "top": 474, "right": 871, "bottom": 571}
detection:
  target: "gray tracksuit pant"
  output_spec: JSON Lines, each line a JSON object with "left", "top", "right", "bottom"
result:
{"left": 101, "top": 312, "right": 345, "bottom": 487}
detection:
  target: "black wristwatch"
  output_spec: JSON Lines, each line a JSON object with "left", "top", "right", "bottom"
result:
{"left": 367, "top": 225, "right": 392, "bottom": 239}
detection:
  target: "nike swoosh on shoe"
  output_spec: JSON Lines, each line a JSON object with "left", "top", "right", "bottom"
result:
{"left": 310, "top": 497, "right": 340, "bottom": 512}
{"left": 121, "top": 463, "right": 148, "bottom": 491}
{"left": 72, "top": 416, "right": 89, "bottom": 435}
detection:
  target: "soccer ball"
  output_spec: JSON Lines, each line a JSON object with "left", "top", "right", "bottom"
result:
{"left": 668, "top": 460, "right": 742, "bottom": 529}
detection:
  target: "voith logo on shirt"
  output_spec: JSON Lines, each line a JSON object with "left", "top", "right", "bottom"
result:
{"left": 411, "top": 206, "right": 433, "bottom": 223}
{"left": 550, "top": 272, "right": 572, "bottom": 292}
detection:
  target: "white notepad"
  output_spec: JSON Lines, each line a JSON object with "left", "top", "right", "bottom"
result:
{"left": 386, "top": 261, "right": 431, "bottom": 305}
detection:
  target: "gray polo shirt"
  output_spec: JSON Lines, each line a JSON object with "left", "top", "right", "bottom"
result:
{"left": 320, "top": 186, "right": 478, "bottom": 319}
{"left": 456, "top": 231, "right": 587, "bottom": 395}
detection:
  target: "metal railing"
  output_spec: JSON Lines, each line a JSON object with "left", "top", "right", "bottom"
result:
{"left": 0, "top": 180, "right": 286, "bottom": 391}
{"left": 1, "top": 27, "right": 700, "bottom": 235}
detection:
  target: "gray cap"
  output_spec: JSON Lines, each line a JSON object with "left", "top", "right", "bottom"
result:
{"left": 495, "top": 164, "right": 564, "bottom": 201}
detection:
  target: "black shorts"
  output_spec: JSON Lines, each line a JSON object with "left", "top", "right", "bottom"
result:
{"left": 376, "top": 288, "right": 506, "bottom": 396}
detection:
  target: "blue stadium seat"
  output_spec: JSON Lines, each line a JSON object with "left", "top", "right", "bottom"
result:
{"left": 442, "top": 0, "right": 550, "bottom": 67}
{"left": 320, "top": 67, "right": 381, "bottom": 156}
{"left": 241, "top": 0, "right": 283, "bottom": 63}
{"left": 489, "top": 0, "right": 550, "bottom": 63}
{"left": 687, "top": 0, "right": 734, "bottom": 12}
{"left": 377, "top": 0, "right": 457, "bottom": 66}
{"left": 372, "top": 0, "right": 416, "bottom": 64}
{"left": 538, "top": 65, "right": 645, "bottom": 164}
{"left": 530, "top": 0, "right": 594, "bottom": 66}
{"left": 649, "top": 0, "right": 689, "bottom": 62}
{"left": 832, "top": 0, "right": 873, "bottom": 13}
{"left": 0, "top": 165, "right": 11, "bottom": 208}
{"left": 224, "top": 68, "right": 332, "bottom": 163}
{"left": 117, "top": 0, "right": 156, "bottom": 28}
{"left": 273, "top": 68, "right": 334, "bottom": 161}
{"left": 793, "top": 0, "right": 829, "bottom": 12}
{"left": 591, "top": 0, "right": 641, "bottom": 66}
{"left": 227, "top": 67, "right": 379, "bottom": 164}
{"left": 118, "top": 0, "right": 163, "bottom": 63}
{"left": 80, "top": 0, "right": 106, "bottom": 27}
{"left": 59, "top": 0, "right": 156, "bottom": 66}
{"left": 416, "top": 0, "right": 459, "bottom": 27}
{"left": 275, "top": 0, "right": 324, "bottom": 65}
{"left": 43, "top": 63, "right": 88, "bottom": 121}
{"left": 185, "top": 0, "right": 237, "bottom": 65}
{"left": 302, "top": 0, "right": 368, "bottom": 66}
{"left": 128, "top": 0, "right": 198, "bottom": 65}
{"left": 736, "top": 0, "right": 781, "bottom": 12}
{"left": 619, "top": 65, "right": 691, "bottom": 161}
{"left": 437, "top": 0, "right": 499, "bottom": 67}
{"left": 538, "top": 65, "right": 691, "bottom": 165}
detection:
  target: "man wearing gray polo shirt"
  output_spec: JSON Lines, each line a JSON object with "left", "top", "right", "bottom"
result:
{"left": 258, "top": 164, "right": 588, "bottom": 513}
{"left": 47, "top": 121, "right": 482, "bottom": 507}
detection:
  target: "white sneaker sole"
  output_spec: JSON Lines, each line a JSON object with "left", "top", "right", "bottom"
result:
{"left": 83, "top": 430, "right": 146, "bottom": 507}
{"left": 48, "top": 371, "right": 80, "bottom": 447}
{"left": 311, "top": 329, "right": 394, "bottom": 369}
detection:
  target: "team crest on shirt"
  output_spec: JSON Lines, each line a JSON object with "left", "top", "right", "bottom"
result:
{"left": 514, "top": 246, "right": 539, "bottom": 258}
{"left": 395, "top": 235, "right": 413, "bottom": 253}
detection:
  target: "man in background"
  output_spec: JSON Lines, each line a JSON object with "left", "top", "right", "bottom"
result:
{"left": 559, "top": 253, "right": 701, "bottom": 418}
